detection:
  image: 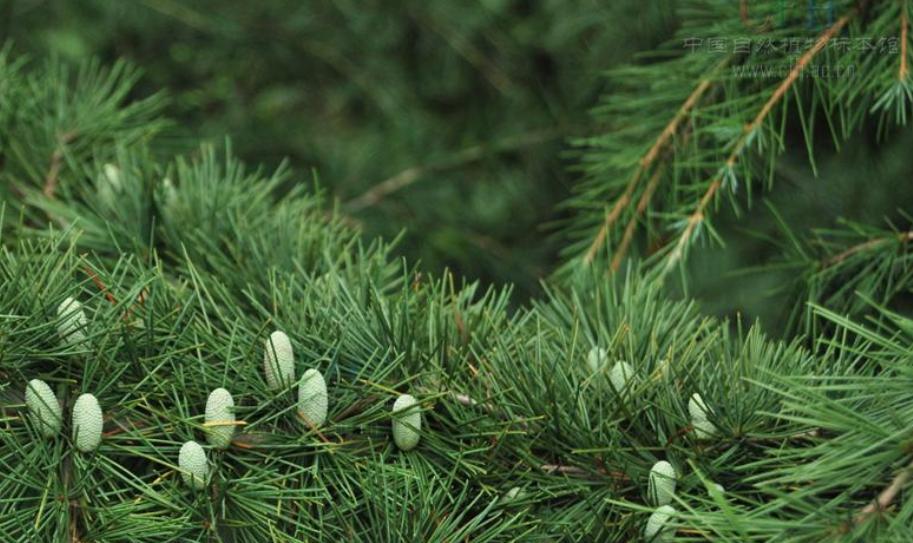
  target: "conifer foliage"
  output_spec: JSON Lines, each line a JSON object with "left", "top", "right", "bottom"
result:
{"left": 565, "top": 0, "right": 913, "bottom": 326}
{"left": 1, "top": 1, "right": 913, "bottom": 541}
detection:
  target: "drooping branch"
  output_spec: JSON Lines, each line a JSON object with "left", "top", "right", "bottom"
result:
{"left": 822, "top": 231, "right": 913, "bottom": 268}
{"left": 608, "top": 123, "right": 699, "bottom": 271}
{"left": 663, "top": 10, "right": 857, "bottom": 271}
{"left": 610, "top": 160, "right": 665, "bottom": 272}
{"left": 582, "top": 69, "right": 720, "bottom": 265}
{"left": 345, "top": 127, "right": 563, "bottom": 212}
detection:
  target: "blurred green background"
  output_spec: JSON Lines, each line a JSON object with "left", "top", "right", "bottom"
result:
{"left": 1, "top": 0, "right": 673, "bottom": 298}
{"left": 6, "top": 0, "right": 913, "bottom": 333}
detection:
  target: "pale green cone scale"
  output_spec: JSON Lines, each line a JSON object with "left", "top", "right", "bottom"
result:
{"left": 72, "top": 393, "right": 103, "bottom": 452}
{"left": 648, "top": 460, "right": 677, "bottom": 506}
{"left": 297, "top": 368, "right": 328, "bottom": 427}
{"left": 25, "top": 379, "right": 62, "bottom": 438}
{"left": 205, "top": 388, "right": 235, "bottom": 449}
{"left": 586, "top": 346, "right": 608, "bottom": 372}
{"left": 264, "top": 330, "right": 295, "bottom": 390}
{"left": 57, "top": 297, "right": 88, "bottom": 345}
{"left": 645, "top": 505, "right": 676, "bottom": 542}
{"left": 609, "top": 360, "right": 635, "bottom": 391}
{"left": 178, "top": 440, "right": 208, "bottom": 490}
{"left": 392, "top": 394, "right": 421, "bottom": 451}
{"left": 688, "top": 393, "right": 717, "bottom": 439}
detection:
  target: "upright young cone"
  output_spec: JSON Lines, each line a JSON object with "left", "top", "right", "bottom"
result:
{"left": 501, "top": 486, "right": 527, "bottom": 504}
{"left": 688, "top": 393, "right": 717, "bottom": 439}
{"left": 25, "top": 379, "right": 62, "bottom": 438}
{"left": 97, "top": 163, "right": 122, "bottom": 207}
{"left": 644, "top": 505, "right": 676, "bottom": 542}
{"left": 687, "top": 393, "right": 711, "bottom": 421}
{"left": 205, "top": 387, "right": 235, "bottom": 449}
{"left": 157, "top": 177, "right": 179, "bottom": 222}
{"left": 178, "top": 441, "right": 208, "bottom": 490}
{"left": 57, "top": 297, "right": 88, "bottom": 345}
{"left": 692, "top": 418, "right": 717, "bottom": 439}
{"left": 391, "top": 394, "right": 421, "bottom": 451}
{"left": 648, "top": 460, "right": 677, "bottom": 506}
{"left": 263, "top": 330, "right": 295, "bottom": 390}
{"left": 609, "top": 360, "right": 635, "bottom": 391}
{"left": 297, "top": 368, "right": 328, "bottom": 427}
{"left": 586, "top": 346, "right": 608, "bottom": 372}
{"left": 72, "top": 393, "right": 103, "bottom": 452}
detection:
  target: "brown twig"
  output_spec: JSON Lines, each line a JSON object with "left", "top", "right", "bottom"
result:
{"left": 582, "top": 73, "right": 719, "bottom": 265}
{"left": 82, "top": 265, "right": 118, "bottom": 307}
{"left": 664, "top": 11, "right": 856, "bottom": 271}
{"left": 822, "top": 231, "right": 913, "bottom": 268}
{"left": 43, "top": 149, "right": 64, "bottom": 198}
{"left": 443, "top": 391, "right": 530, "bottom": 429}
{"left": 739, "top": 0, "right": 774, "bottom": 32}
{"left": 334, "top": 396, "right": 381, "bottom": 422}
{"left": 854, "top": 457, "right": 913, "bottom": 524}
{"left": 540, "top": 464, "right": 590, "bottom": 476}
{"left": 345, "top": 128, "right": 563, "bottom": 212}
{"left": 201, "top": 419, "right": 248, "bottom": 428}
{"left": 607, "top": 120, "right": 698, "bottom": 271}
{"left": 417, "top": 11, "right": 514, "bottom": 95}
{"left": 608, "top": 112, "right": 703, "bottom": 270}
{"left": 81, "top": 264, "right": 155, "bottom": 322}
{"left": 345, "top": 167, "right": 422, "bottom": 212}
{"left": 539, "top": 463, "right": 628, "bottom": 480}
{"left": 42, "top": 131, "right": 77, "bottom": 198}
{"left": 296, "top": 411, "right": 332, "bottom": 444}
{"left": 103, "top": 415, "right": 149, "bottom": 437}
{"left": 665, "top": 424, "right": 696, "bottom": 446}
{"left": 609, "top": 164, "right": 665, "bottom": 272}
{"left": 740, "top": 0, "right": 750, "bottom": 26}
{"left": 453, "top": 305, "right": 468, "bottom": 345}
{"left": 582, "top": 55, "right": 735, "bottom": 267}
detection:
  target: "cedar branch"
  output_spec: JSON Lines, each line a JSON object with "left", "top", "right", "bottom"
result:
{"left": 664, "top": 11, "right": 856, "bottom": 271}
{"left": 822, "top": 231, "right": 913, "bottom": 268}
{"left": 608, "top": 125, "right": 698, "bottom": 271}
{"left": 582, "top": 76, "right": 716, "bottom": 265}
{"left": 610, "top": 161, "right": 665, "bottom": 272}
{"left": 345, "top": 127, "right": 562, "bottom": 212}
